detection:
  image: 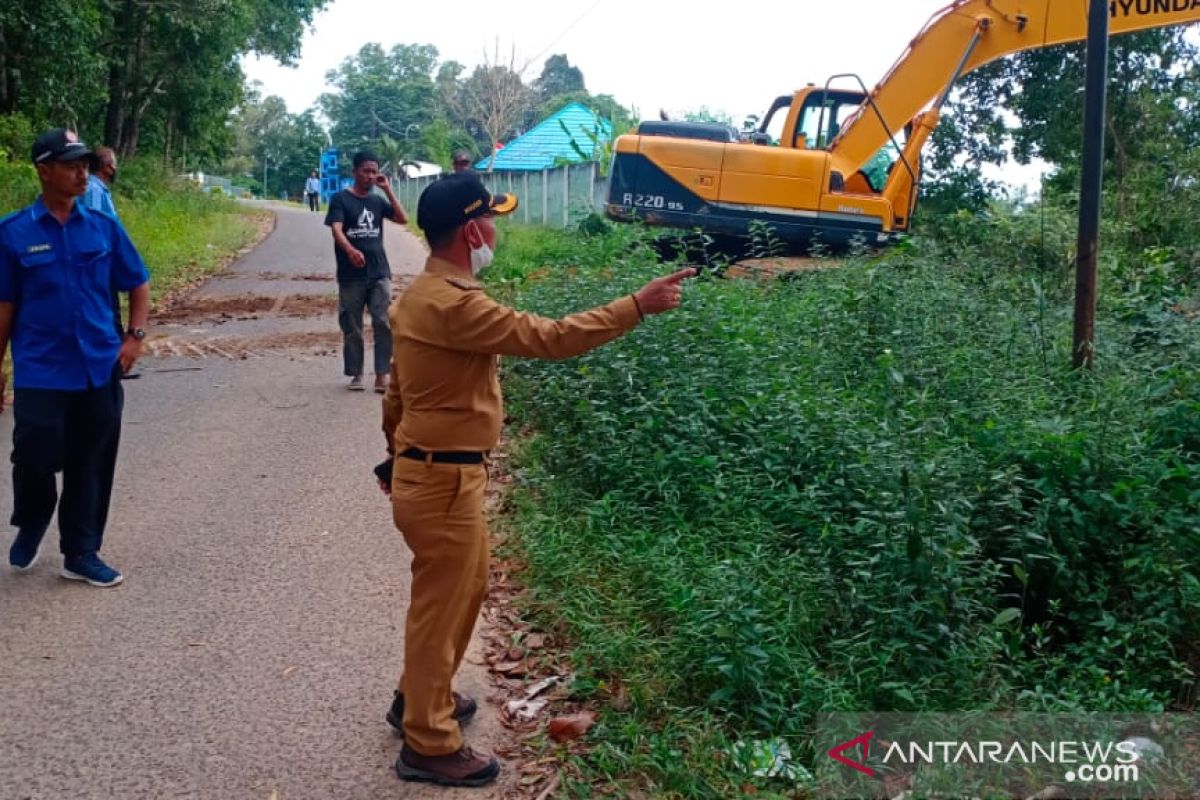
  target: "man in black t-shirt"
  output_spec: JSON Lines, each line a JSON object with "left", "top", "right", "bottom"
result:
{"left": 324, "top": 151, "right": 409, "bottom": 392}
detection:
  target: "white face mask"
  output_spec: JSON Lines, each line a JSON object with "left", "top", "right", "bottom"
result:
{"left": 469, "top": 242, "right": 494, "bottom": 275}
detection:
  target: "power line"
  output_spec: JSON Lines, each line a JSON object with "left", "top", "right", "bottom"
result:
{"left": 526, "top": 0, "right": 603, "bottom": 68}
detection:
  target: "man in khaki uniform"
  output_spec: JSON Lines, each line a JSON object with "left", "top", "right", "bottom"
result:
{"left": 379, "top": 173, "right": 692, "bottom": 787}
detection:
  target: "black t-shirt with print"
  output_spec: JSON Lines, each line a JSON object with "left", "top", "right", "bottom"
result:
{"left": 324, "top": 189, "right": 394, "bottom": 283}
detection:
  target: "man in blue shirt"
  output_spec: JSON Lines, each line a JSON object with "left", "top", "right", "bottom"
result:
{"left": 0, "top": 129, "right": 151, "bottom": 587}
{"left": 82, "top": 146, "right": 119, "bottom": 218}
{"left": 81, "top": 146, "right": 127, "bottom": 342}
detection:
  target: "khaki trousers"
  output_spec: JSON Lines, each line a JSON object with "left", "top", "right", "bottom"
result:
{"left": 391, "top": 455, "right": 489, "bottom": 756}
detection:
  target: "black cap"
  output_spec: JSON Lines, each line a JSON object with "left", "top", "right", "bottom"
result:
{"left": 31, "top": 128, "right": 91, "bottom": 165}
{"left": 417, "top": 173, "right": 518, "bottom": 239}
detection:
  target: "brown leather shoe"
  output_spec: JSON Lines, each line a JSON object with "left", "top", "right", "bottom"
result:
{"left": 386, "top": 690, "right": 477, "bottom": 733}
{"left": 395, "top": 743, "right": 500, "bottom": 787}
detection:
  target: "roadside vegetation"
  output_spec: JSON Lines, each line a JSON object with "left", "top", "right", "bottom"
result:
{"left": 0, "top": 155, "right": 264, "bottom": 305}
{"left": 487, "top": 206, "right": 1199, "bottom": 795}
{"left": 473, "top": 26, "right": 1200, "bottom": 796}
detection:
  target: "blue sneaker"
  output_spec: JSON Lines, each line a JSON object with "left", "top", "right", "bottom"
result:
{"left": 61, "top": 554, "right": 124, "bottom": 587}
{"left": 9, "top": 527, "right": 47, "bottom": 572}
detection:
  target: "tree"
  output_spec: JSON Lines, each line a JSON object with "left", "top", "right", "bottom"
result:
{"left": 319, "top": 43, "right": 440, "bottom": 157}
{"left": 222, "top": 84, "right": 324, "bottom": 197}
{"left": 682, "top": 106, "right": 733, "bottom": 126}
{"left": 2, "top": 0, "right": 329, "bottom": 165}
{"left": 533, "top": 54, "right": 584, "bottom": 103}
{"left": 273, "top": 109, "right": 326, "bottom": 197}
{"left": 376, "top": 134, "right": 420, "bottom": 181}
{"left": 419, "top": 118, "right": 476, "bottom": 172}
{"left": 100, "top": 0, "right": 330, "bottom": 157}
{"left": 442, "top": 41, "right": 533, "bottom": 172}
{"left": 0, "top": 0, "right": 105, "bottom": 124}
{"left": 532, "top": 90, "right": 635, "bottom": 132}
{"left": 924, "top": 27, "right": 1200, "bottom": 250}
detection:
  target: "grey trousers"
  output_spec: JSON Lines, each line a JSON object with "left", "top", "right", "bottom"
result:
{"left": 338, "top": 279, "right": 392, "bottom": 376}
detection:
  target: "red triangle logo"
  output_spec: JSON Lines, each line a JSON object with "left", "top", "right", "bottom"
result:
{"left": 828, "top": 731, "right": 876, "bottom": 777}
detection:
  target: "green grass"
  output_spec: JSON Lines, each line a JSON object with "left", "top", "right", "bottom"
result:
{"left": 1, "top": 156, "right": 264, "bottom": 305}
{"left": 119, "top": 189, "right": 261, "bottom": 305}
{"left": 486, "top": 221, "right": 1200, "bottom": 797}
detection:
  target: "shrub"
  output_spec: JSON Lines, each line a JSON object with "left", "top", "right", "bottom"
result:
{"left": 490, "top": 218, "right": 1200, "bottom": 794}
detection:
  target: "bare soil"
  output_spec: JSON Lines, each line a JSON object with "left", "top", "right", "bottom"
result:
{"left": 254, "top": 272, "right": 336, "bottom": 282}
{"left": 726, "top": 256, "right": 842, "bottom": 279}
{"left": 145, "top": 330, "right": 353, "bottom": 360}
{"left": 152, "top": 294, "right": 338, "bottom": 325}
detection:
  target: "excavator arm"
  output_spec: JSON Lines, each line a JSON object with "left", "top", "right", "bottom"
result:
{"left": 832, "top": 0, "right": 1200, "bottom": 179}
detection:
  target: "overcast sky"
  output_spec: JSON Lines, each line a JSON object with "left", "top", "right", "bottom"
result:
{"left": 242, "top": 0, "right": 1047, "bottom": 188}
{"left": 244, "top": 1, "right": 955, "bottom": 125}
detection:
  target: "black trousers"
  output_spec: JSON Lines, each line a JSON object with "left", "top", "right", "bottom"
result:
{"left": 10, "top": 366, "right": 124, "bottom": 557}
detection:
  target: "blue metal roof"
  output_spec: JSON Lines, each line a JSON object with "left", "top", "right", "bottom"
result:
{"left": 475, "top": 102, "right": 612, "bottom": 171}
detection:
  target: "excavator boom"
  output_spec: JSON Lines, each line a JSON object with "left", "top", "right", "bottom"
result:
{"left": 833, "top": 0, "right": 1200, "bottom": 177}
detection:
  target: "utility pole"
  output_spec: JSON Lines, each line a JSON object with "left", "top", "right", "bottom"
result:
{"left": 1073, "top": 0, "right": 1109, "bottom": 369}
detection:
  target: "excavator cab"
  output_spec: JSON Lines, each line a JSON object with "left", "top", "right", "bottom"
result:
{"left": 755, "top": 89, "right": 871, "bottom": 151}
{"left": 797, "top": 90, "right": 866, "bottom": 149}
{"left": 746, "top": 87, "right": 907, "bottom": 201}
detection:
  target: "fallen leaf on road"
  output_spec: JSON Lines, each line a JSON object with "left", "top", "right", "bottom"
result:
{"left": 187, "top": 642, "right": 206, "bottom": 647}
{"left": 534, "top": 774, "right": 561, "bottom": 800}
{"left": 507, "top": 697, "right": 549, "bottom": 722}
{"left": 504, "top": 674, "right": 565, "bottom": 721}
{"left": 492, "top": 660, "right": 527, "bottom": 677}
{"left": 548, "top": 710, "right": 597, "bottom": 742}
{"left": 282, "top": 666, "right": 298, "bottom": 677}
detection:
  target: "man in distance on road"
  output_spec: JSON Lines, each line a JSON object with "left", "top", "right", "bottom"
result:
{"left": 324, "top": 151, "right": 408, "bottom": 393}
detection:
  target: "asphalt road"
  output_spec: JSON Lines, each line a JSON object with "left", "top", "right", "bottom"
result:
{"left": 0, "top": 202, "right": 513, "bottom": 799}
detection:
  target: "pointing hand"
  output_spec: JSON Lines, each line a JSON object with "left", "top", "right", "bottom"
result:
{"left": 633, "top": 268, "right": 696, "bottom": 316}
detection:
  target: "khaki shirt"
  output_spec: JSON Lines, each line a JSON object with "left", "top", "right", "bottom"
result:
{"left": 383, "top": 256, "right": 641, "bottom": 453}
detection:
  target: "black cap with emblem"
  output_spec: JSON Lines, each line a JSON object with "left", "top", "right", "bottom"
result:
{"left": 31, "top": 128, "right": 92, "bottom": 165}
{"left": 417, "top": 172, "right": 518, "bottom": 241}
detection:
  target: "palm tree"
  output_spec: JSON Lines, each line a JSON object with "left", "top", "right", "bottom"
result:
{"left": 377, "top": 134, "right": 419, "bottom": 182}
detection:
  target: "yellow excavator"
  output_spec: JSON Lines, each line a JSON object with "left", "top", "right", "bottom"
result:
{"left": 605, "top": 0, "right": 1200, "bottom": 251}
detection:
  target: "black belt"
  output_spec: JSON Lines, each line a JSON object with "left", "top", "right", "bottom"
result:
{"left": 400, "top": 447, "right": 485, "bottom": 465}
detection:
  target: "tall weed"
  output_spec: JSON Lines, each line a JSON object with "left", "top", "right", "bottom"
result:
{"left": 491, "top": 219, "right": 1200, "bottom": 794}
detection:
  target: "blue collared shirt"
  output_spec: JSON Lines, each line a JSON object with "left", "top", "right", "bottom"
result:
{"left": 0, "top": 197, "right": 150, "bottom": 390}
{"left": 81, "top": 174, "right": 119, "bottom": 219}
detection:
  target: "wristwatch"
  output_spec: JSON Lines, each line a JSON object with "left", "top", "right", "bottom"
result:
{"left": 126, "top": 327, "right": 146, "bottom": 341}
